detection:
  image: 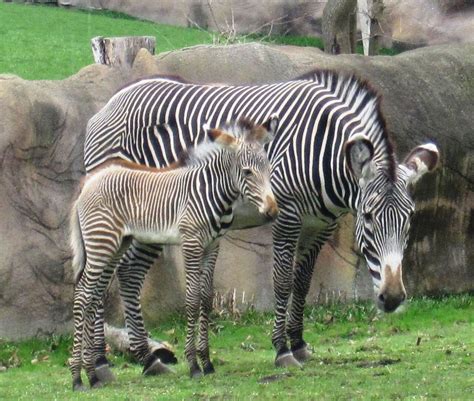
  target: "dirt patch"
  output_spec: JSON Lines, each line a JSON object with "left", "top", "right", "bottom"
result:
{"left": 317, "top": 356, "right": 401, "bottom": 368}
{"left": 259, "top": 372, "right": 293, "bottom": 384}
{"left": 356, "top": 358, "right": 401, "bottom": 368}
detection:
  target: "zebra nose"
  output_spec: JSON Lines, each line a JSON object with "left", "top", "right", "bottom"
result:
{"left": 378, "top": 264, "right": 406, "bottom": 313}
{"left": 377, "top": 291, "right": 406, "bottom": 313}
{"left": 264, "top": 195, "right": 279, "bottom": 220}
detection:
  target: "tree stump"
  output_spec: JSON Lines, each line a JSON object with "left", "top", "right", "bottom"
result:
{"left": 91, "top": 36, "right": 156, "bottom": 68}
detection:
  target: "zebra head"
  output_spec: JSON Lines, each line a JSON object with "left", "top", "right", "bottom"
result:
{"left": 346, "top": 136, "right": 439, "bottom": 312}
{"left": 207, "top": 116, "right": 279, "bottom": 221}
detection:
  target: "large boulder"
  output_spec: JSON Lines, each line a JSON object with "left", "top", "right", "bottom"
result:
{"left": 0, "top": 66, "right": 129, "bottom": 338}
{"left": 0, "top": 42, "right": 472, "bottom": 339}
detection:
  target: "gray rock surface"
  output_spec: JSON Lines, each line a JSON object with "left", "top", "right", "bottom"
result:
{"left": 59, "top": 0, "right": 324, "bottom": 36}
{"left": 0, "top": 42, "right": 472, "bottom": 339}
{"left": 58, "top": 0, "right": 474, "bottom": 47}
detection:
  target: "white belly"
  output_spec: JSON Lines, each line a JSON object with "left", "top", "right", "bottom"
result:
{"left": 128, "top": 227, "right": 182, "bottom": 245}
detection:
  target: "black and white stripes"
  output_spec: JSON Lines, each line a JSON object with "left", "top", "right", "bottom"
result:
{"left": 70, "top": 119, "right": 279, "bottom": 389}
{"left": 82, "top": 70, "right": 439, "bottom": 373}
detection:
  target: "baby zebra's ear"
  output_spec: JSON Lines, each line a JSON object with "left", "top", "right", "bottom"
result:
{"left": 204, "top": 124, "right": 238, "bottom": 150}
{"left": 262, "top": 114, "right": 279, "bottom": 136}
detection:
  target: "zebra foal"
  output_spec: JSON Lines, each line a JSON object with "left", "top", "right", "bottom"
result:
{"left": 69, "top": 117, "right": 279, "bottom": 390}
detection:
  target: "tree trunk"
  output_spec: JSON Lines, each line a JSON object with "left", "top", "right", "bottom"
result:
{"left": 322, "top": 0, "right": 358, "bottom": 54}
{"left": 358, "top": 0, "right": 386, "bottom": 55}
{"left": 91, "top": 36, "right": 156, "bottom": 68}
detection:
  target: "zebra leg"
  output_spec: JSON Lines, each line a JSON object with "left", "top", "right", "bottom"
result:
{"left": 197, "top": 243, "right": 220, "bottom": 375}
{"left": 182, "top": 242, "right": 204, "bottom": 378}
{"left": 92, "top": 239, "right": 134, "bottom": 383}
{"left": 70, "top": 224, "right": 123, "bottom": 391}
{"left": 93, "top": 303, "right": 107, "bottom": 364}
{"left": 288, "top": 222, "right": 337, "bottom": 362}
{"left": 271, "top": 216, "right": 302, "bottom": 368}
{"left": 115, "top": 240, "right": 171, "bottom": 376}
{"left": 83, "top": 265, "right": 116, "bottom": 389}
{"left": 93, "top": 303, "right": 116, "bottom": 384}
{"left": 70, "top": 278, "right": 88, "bottom": 391}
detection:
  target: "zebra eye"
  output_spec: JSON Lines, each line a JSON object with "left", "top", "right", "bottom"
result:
{"left": 242, "top": 168, "right": 252, "bottom": 178}
{"left": 363, "top": 212, "right": 373, "bottom": 224}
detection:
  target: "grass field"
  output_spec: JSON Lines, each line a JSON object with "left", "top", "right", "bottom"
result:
{"left": 0, "top": 295, "right": 472, "bottom": 400}
{"left": 0, "top": 3, "right": 214, "bottom": 79}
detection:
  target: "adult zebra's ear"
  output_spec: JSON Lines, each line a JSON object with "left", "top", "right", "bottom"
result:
{"left": 345, "top": 134, "right": 377, "bottom": 188}
{"left": 403, "top": 143, "right": 439, "bottom": 185}
{"left": 248, "top": 114, "right": 279, "bottom": 145}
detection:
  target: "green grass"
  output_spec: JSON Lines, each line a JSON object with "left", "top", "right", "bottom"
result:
{"left": 250, "top": 33, "right": 324, "bottom": 49}
{"left": 0, "top": 3, "right": 214, "bottom": 79}
{"left": 1, "top": 295, "right": 472, "bottom": 400}
{"left": 0, "top": 3, "right": 399, "bottom": 81}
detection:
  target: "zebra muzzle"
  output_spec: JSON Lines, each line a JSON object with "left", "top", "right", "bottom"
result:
{"left": 263, "top": 195, "right": 279, "bottom": 221}
{"left": 377, "top": 264, "right": 407, "bottom": 313}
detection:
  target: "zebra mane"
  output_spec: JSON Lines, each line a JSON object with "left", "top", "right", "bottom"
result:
{"left": 116, "top": 74, "right": 192, "bottom": 94}
{"left": 179, "top": 119, "right": 251, "bottom": 167}
{"left": 295, "top": 69, "right": 397, "bottom": 181}
{"left": 179, "top": 140, "right": 225, "bottom": 167}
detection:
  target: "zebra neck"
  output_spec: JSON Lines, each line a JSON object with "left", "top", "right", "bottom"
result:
{"left": 198, "top": 151, "right": 240, "bottom": 211}
{"left": 348, "top": 183, "right": 362, "bottom": 213}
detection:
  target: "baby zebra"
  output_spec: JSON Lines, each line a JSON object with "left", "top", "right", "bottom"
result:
{"left": 69, "top": 117, "right": 279, "bottom": 390}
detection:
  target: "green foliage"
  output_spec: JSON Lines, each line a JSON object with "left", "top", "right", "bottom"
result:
{"left": 377, "top": 47, "right": 400, "bottom": 56}
{"left": 250, "top": 34, "right": 324, "bottom": 49}
{"left": 1, "top": 295, "right": 471, "bottom": 400}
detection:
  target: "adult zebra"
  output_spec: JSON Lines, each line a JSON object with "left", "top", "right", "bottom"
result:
{"left": 84, "top": 70, "right": 439, "bottom": 371}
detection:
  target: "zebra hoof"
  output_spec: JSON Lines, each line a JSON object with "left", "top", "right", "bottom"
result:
{"left": 190, "top": 369, "right": 203, "bottom": 379}
{"left": 292, "top": 345, "right": 312, "bottom": 363}
{"left": 203, "top": 363, "right": 215, "bottom": 375}
{"left": 143, "top": 358, "right": 174, "bottom": 376}
{"left": 91, "top": 379, "right": 105, "bottom": 389}
{"left": 73, "top": 382, "right": 88, "bottom": 392}
{"left": 151, "top": 347, "right": 178, "bottom": 365}
{"left": 95, "top": 364, "right": 116, "bottom": 383}
{"left": 275, "top": 351, "right": 303, "bottom": 368}
{"left": 95, "top": 355, "right": 114, "bottom": 368}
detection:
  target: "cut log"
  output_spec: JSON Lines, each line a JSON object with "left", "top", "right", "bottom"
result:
{"left": 91, "top": 36, "right": 156, "bottom": 68}
{"left": 104, "top": 324, "right": 177, "bottom": 364}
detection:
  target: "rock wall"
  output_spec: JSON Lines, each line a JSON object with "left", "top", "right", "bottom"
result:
{"left": 58, "top": 0, "right": 474, "bottom": 47}
{"left": 59, "top": 0, "right": 324, "bottom": 36}
{"left": 0, "top": 43, "right": 472, "bottom": 338}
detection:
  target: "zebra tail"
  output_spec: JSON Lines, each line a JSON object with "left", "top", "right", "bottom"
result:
{"left": 70, "top": 202, "right": 86, "bottom": 285}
